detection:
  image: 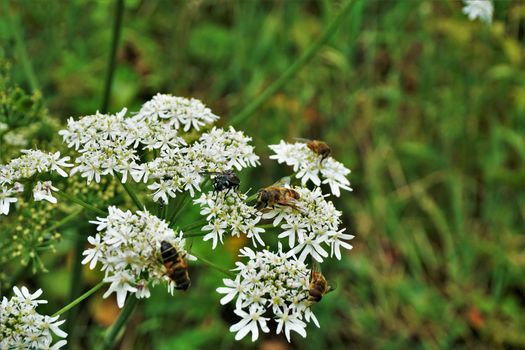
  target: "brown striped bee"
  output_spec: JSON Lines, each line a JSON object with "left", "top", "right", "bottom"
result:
{"left": 254, "top": 186, "right": 301, "bottom": 211}
{"left": 308, "top": 265, "right": 331, "bottom": 303}
{"left": 160, "top": 240, "right": 191, "bottom": 291}
{"left": 296, "top": 138, "right": 332, "bottom": 164}
{"left": 307, "top": 140, "right": 331, "bottom": 164}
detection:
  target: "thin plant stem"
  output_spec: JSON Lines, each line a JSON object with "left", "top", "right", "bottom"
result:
{"left": 191, "top": 252, "right": 234, "bottom": 278}
{"left": 100, "top": 297, "right": 139, "bottom": 350}
{"left": 45, "top": 207, "right": 84, "bottom": 233}
{"left": 183, "top": 230, "right": 207, "bottom": 238}
{"left": 230, "top": 0, "right": 353, "bottom": 126}
{"left": 2, "top": 0, "right": 39, "bottom": 91}
{"left": 55, "top": 191, "right": 106, "bottom": 216}
{"left": 52, "top": 281, "right": 105, "bottom": 317}
{"left": 64, "top": 233, "right": 87, "bottom": 341}
{"left": 181, "top": 219, "right": 208, "bottom": 231}
{"left": 168, "top": 194, "right": 192, "bottom": 224}
{"left": 169, "top": 179, "right": 210, "bottom": 226}
{"left": 100, "top": 0, "right": 125, "bottom": 114}
{"left": 115, "top": 173, "right": 144, "bottom": 210}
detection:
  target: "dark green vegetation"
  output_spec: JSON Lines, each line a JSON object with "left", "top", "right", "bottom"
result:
{"left": 2, "top": 0, "right": 525, "bottom": 349}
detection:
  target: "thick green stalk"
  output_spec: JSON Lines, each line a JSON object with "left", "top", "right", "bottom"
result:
{"left": 63, "top": 233, "right": 88, "bottom": 340}
{"left": 168, "top": 194, "right": 192, "bottom": 225}
{"left": 115, "top": 173, "right": 144, "bottom": 210}
{"left": 55, "top": 191, "right": 106, "bottom": 216}
{"left": 181, "top": 219, "right": 208, "bottom": 232}
{"left": 100, "top": 297, "right": 139, "bottom": 350}
{"left": 46, "top": 208, "right": 84, "bottom": 232}
{"left": 2, "top": 0, "right": 39, "bottom": 91}
{"left": 100, "top": 0, "right": 125, "bottom": 114}
{"left": 52, "top": 281, "right": 105, "bottom": 317}
{"left": 230, "top": 0, "right": 353, "bottom": 126}
{"left": 183, "top": 230, "right": 207, "bottom": 238}
{"left": 191, "top": 252, "right": 234, "bottom": 278}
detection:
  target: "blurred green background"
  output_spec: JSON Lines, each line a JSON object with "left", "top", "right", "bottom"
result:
{"left": 2, "top": 0, "right": 525, "bottom": 349}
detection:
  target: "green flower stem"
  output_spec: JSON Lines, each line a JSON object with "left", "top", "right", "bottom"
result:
{"left": 100, "top": 0, "right": 125, "bottom": 114}
{"left": 46, "top": 207, "right": 84, "bottom": 233}
{"left": 2, "top": 0, "right": 39, "bottom": 91}
{"left": 168, "top": 193, "right": 189, "bottom": 225}
{"left": 183, "top": 230, "right": 207, "bottom": 238}
{"left": 181, "top": 219, "right": 208, "bottom": 232}
{"left": 230, "top": 0, "right": 353, "bottom": 126}
{"left": 115, "top": 173, "right": 144, "bottom": 210}
{"left": 191, "top": 252, "right": 234, "bottom": 278}
{"left": 55, "top": 191, "right": 106, "bottom": 216}
{"left": 100, "top": 297, "right": 139, "bottom": 350}
{"left": 52, "top": 281, "right": 105, "bottom": 317}
{"left": 168, "top": 178, "right": 211, "bottom": 225}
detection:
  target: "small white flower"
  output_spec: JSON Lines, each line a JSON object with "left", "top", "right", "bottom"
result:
{"left": 103, "top": 271, "right": 139, "bottom": 308}
{"left": 202, "top": 220, "right": 227, "bottom": 249}
{"left": 33, "top": 181, "right": 59, "bottom": 204}
{"left": 81, "top": 234, "right": 103, "bottom": 269}
{"left": 0, "top": 186, "right": 18, "bottom": 215}
{"left": 275, "top": 306, "right": 307, "bottom": 342}
{"left": 229, "top": 305, "right": 270, "bottom": 342}
{"left": 216, "top": 276, "right": 244, "bottom": 306}
{"left": 328, "top": 228, "right": 354, "bottom": 260}
{"left": 463, "top": 0, "right": 493, "bottom": 23}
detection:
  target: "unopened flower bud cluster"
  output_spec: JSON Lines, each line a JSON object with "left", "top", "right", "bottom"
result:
{"left": 82, "top": 206, "right": 191, "bottom": 308}
{"left": 0, "top": 286, "right": 67, "bottom": 349}
{"left": 217, "top": 246, "right": 317, "bottom": 342}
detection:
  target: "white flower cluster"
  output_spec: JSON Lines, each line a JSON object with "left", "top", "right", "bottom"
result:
{"left": 462, "top": 0, "right": 493, "bottom": 23}
{"left": 82, "top": 206, "right": 192, "bottom": 308}
{"left": 263, "top": 187, "right": 353, "bottom": 262}
{"left": 146, "top": 127, "right": 259, "bottom": 203}
{"left": 134, "top": 93, "right": 219, "bottom": 132}
{"left": 269, "top": 141, "right": 351, "bottom": 197}
{"left": 194, "top": 190, "right": 264, "bottom": 248}
{"left": 0, "top": 286, "right": 67, "bottom": 350}
{"left": 59, "top": 108, "right": 146, "bottom": 184}
{"left": 217, "top": 246, "right": 317, "bottom": 342}
{"left": 59, "top": 95, "right": 260, "bottom": 203}
{"left": 0, "top": 150, "right": 71, "bottom": 215}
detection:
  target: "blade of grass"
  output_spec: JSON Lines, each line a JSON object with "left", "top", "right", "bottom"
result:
{"left": 230, "top": 0, "right": 355, "bottom": 126}
{"left": 100, "top": 0, "right": 125, "bottom": 114}
{"left": 2, "top": 0, "right": 39, "bottom": 91}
